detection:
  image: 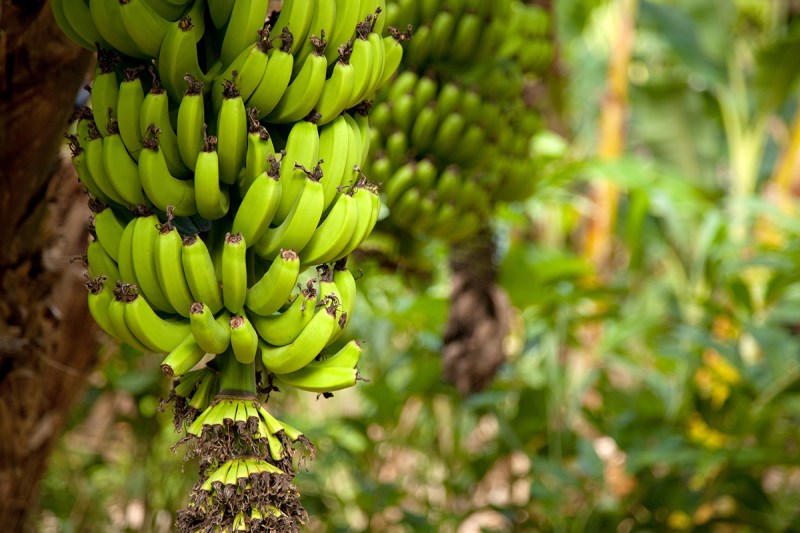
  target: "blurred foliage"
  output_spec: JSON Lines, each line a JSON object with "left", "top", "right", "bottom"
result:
{"left": 39, "top": 0, "right": 800, "bottom": 531}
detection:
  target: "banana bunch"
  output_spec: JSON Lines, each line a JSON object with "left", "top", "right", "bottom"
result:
{"left": 55, "top": 1, "right": 408, "bottom": 529}
{"left": 384, "top": 0, "right": 514, "bottom": 69}
{"left": 496, "top": 2, "right": 554, "bottom": 75}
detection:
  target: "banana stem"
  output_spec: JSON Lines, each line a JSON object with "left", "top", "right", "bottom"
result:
{"left": 218, "top": 349, "right": 257, "bottom": 395}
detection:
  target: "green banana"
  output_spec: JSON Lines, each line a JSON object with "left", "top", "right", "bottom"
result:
{"left": 212, "top": 28, "right": 272, "bottom": 112}
{"left": 160, "top": 333, "right": 206, "bottom": 378}
{"left": 329, "top": 258, "right": 356, "bottom": 343}
{"left": 292, "top": 0, "right": 335, "bottom": 76}
{"left": 274, "top": 365, "right": 358, "bottom": 392}
{"left": 117, "top": 214, "right": 139, "bottom": 286}
{"left": 176, "top": 75, "right": 206, "bottom": 170}
{"left": 314, "top": 43, "right": 355, "bottom": 126}
{"left": 253, "top": 163, "right": 325, "bottom": 260}
{"left": 52, "top": 0, "right": 102, "bottom": 50}
{"left": 221, "top": 232, "right": 247, "bottom": 313}
{"left": 265, "top": 35, "right": 328, "bottom": 123}
{"left": 182, "top": 234, "right": 224, "bottom": 314}
{"left": 123, "top": 285, "right": 192, "bottom": 353}
{"left": 140, "top": 76, "right": 191, "bottom": 178}
{"left": 119, "top": 0, "right": 170, "bottom": 58}
{"left": 245, "top": 248, "right": 300, "bottom": 316}
{"left": 249, "top": 281, "right": 317, "bottom": 345}
{"left": 261, "top": 298, "right": 338, "bottom": 374}
{"left": 92, "top": 203, "right": 126, "bottom": 262}
{"left": 131, "top": 212, "right": 176, "bottom": 313}
{"left": 345, "top": 20, "right": 374, "bottom": 108}
{"left": 208, "top": 0, "right": 235, "bottom": 27}
{"left": 272, "top": 119, "right": 320, "bottom": 224}
{"left": 216, "top": 79, "right": 248, "bottom": 185}
{"left": 332, "top": 179, "right": 380, "bottom": 262}
{"left": 220, "top": 0, "right": 270, "bottom": 67}
{"left": 230, "top": 314, "right": 259, "bottom": 364}
{"left": 193, "top": 132, "right": 230, "bottom": 220}
{"left": 139, "top": 128, "right": 197, "bottom": 216}
{"left": 85, "top": 275, "right": 116, "bottom": 337}
{"left": 239, "top": 108, "right": 276, "bottom": 194}
{"left": 68, "top": 136, "right": 111, "bottom": 203}
{"left": 89, "top": 0, "right": 149, "bottom": 58}
{"left": 190, "top": 302, "right": 231, "bottom": 354}
{"left": 108, "top": 283, "right": 150, "bottom": 351}
{"left": 248, "top": 27, "right": 295, "bottom": 119}
{"left": 299, "top": 189, "right": 359, "bottom": 268}
{"left": 154, "top": 214, "right": 195, "bottom": 317}
{"left": 270, "top": 0, "right": 314, "bottom": 55}
{"left": 90, "top": 48, "right": 119, "bottom": 136}
{"left": 323, "top": 0, "right": 360, "bottom": 64}
{"left": 317, "top": 114, "right": 352, "bottom": 210}
{"left": 102, "top": 120, "right": 146, "bottom": 206}
{"left": 377, "top": 27, "right": 409, "bottom": 89}
{"left": 116, "top": 67, "right": 146, "bottom": 161}
{"left": 86, "top": 238, "right": 121, "bottom": 283}
{"left": 316, "top": 338, "right": 363, "bottom": 368}
{"left": 231, "top": 155, "right": 282, "bottom": 245}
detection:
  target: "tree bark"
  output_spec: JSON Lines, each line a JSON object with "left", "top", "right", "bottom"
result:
{"left": 0, "top": 1, "right": 95, "bottom": 528}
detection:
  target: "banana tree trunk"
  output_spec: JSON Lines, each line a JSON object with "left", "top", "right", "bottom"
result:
{"left": 0, "top": 1, "right": 95, "bottom": 528}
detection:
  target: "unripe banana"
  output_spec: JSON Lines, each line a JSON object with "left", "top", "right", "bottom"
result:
{"left": 86, "top": 238, "right": 121, "bottom": 284}
{"left": 102, "top": 119, "right": 146, "bottom": 206}
{"left": 266, "top": 34, "right": 328, "bottom": 123}
{"left": 219, "top": 0, "right": 270, "bottom": 67}
{"left": 248, "top": 28, "right": 295, "bottom": 119}
{"left": 123, "top": 285, "right": 192, "bottom": 353}
{"left": 245, "top": 248, "right": 300, "bottom": 316}
{"left": 299, "top": 188, "right": 360, "bottom": 268}
{"left": 131, "top": 212, "right": 176, "bottom": 314}
{"left": 270, "top": 0, "right": 314, "bottom": 55}
{"left": 273, "top": 365, "right": 358, "bottom": 393}
{"left": 216, "top": 78, "right": 249, "bottom": 184}
{"left": 182, "top": 234, "right": 224, "bottom": 314}
{"left": 117, "top": 67, "right": 146, "bottom": 161}
{"left": 261, "top": 298, "right": 338, "bottom": 374}
{"left": 176, "top": 75, "right": 206, "bottom": 171}
{"left": 160, "top": 333, "right": 206, "bottom": 378}
{"left": 90, "top": 48, "right": 119, "bottom": 135}
{"left": 90, "top": 201, "right": 126, "bottom": 263}
{"left": 230, "top": 314, "right": 259, "bottom": 364}
{"left": 154, "top": 213, "right": 195, "bottom": 317}
{"left": 232, "top": 154, "right": 282, "bottom": 245}
{"left": 139, "top": 128, "right": 198, "bottom": 217}
{"left": 249, "top": 281, "right": 316, "bottom": 345}
{"left": 85, "top": 275, "right": 116, "bottom": 338}
{"left": 190, "top": 302, "right": 231, "bottom": 354}
{"left": 108, "top": 282, "right": 150, "bottom": 352}
{"left": 272, "top": 120, "right": 320, "bottom": 224}
{"left": 239, "top": 108, "right": 276, "bottom": 194}
{"left": 119, "top": 0, "right": 170, "bottom": 58}
{"left": 194, "top": 132, "right": 231, "bottom": 220}
{"left": 316, "top": 338, "right": 363, "bottom": 368}
{"left": 221, "top": 232, "right": 248, "bottom": 313}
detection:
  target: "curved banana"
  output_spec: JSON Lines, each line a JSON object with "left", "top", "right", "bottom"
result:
{"left": 182, "top": 234, "right": 224, "bottom": 314}
{"left": 314, "top": 43, "right": 356, "bottom": 126}
{"left": 291, "top": 0, "right": 335, "bottom": 76}
{"left": 323, "top": 0, "right": 360, "bottom": 64}
{"left": 85, "top": 276, "right": 116, "bottom": 337}
{"left": 102, "top": 120, "right": 146, "bottom": 206}
{"left": 272, "top": 120, "right": 320, "bottom": 224}
{"left": 261, "top": 299, "right": 338, "bottom": 374}
{"left": 247, "top": 27, "right": 295, "bottom": 118}
{"left": 345, "top": 20, "right": 374, "bottom": 108}
{"left": 221, "top": 232, "right": 247, "bottom": 313}
{"left": 117, "top": 215, "right": 139, "bottom": 286}
{"left": 87, "top": 238, "right": 121, "bottom": 284}
{"left": 89, "top": 0, "right": 148, "bottom": 58}
{"left": 123, "top": 285, "right": 192, "bottom": 353}
{"left": 90, "top": 48, "right": 119, "bottom": 136}
{"left": 274, "top": 365, "right": 358, "bottom": 392}
{"left": 317, "top": 115, "right": 352, "bottom": 210}
{"left": 92, "top": 203, "right": 126, "bottom": 262}
{"left": 190, "top": 302, "right": 231, "bottom": 354}
{"left": 119, "top": 0, "right": 170, "bottom": 58}
{"left": 176, "top": 75, "right": 206, "bottom": 170}
{"left": 299, "top": 190, "right": 359, "bottom": 268}
{"left": 245, "top": 248, "right": 300, "bottom": 316}
{"left": 270, "top": 0, "right": 314, "bottom": 55}
{"left": 216, "top": 79, "right": 248, "bottom": 185}
{"left": 328, "top": 258, "right": 357, "bottom": 343}
{"left": 332, "top": 179, "right": 380, "bottom": 262}
{"left": 157, "top": 2, "right": 217, "bottom": 102}
{"left": 208, "top": 0, "right": 235, "bottom": 27}
{"left": 239, "top": 108, "right": 276, "bottom": 194}
{"left": 212, "top": 28, "right": 272, "bottom": 112}
{"left": 253, "top": 164, "right": 325, "bottom": 260}
{"left": 52, "top": 0, "right": 100, "bottom": 50}
{"left": 117, "top": 67, "right": 146, "bottom": 161}
{"left": 193, "top": 133, "right": 230, "bottom": 220}
{"left": 230, "top": 314, "right": 259, "bottom": 364}
{"left": 316, "top": 338, "right": 363, "bottom": 368}
{"left": 154, "top": 216, "right": 195, "bottom": 317}
{"left": 265, "top": 35, "right": 328, "bottom": 123}
{"left": 69, "top": 136, "right": 111, "bottom": 203}
{"left": 220, "top": 0, "right": 270, "bottom": 66}
{"left": 131, "top": 212, "right": 176, "bottom": 313}
{"left": 231, "top": 155, "right": 282, "bottom": 245}
{"left": 160, "top": 333, "right": 206, "bottom": 378}
{"left": 139, "top": 128, "right": 197, "bottom": 216}
{"left": 139, "top": 77, "right": 191, "bottom": 178}
{"left": 108, "top": 283, "right": 150, "bottom": 351}
{"left": 249, "top": 281, "right": 317, "bottom": 345}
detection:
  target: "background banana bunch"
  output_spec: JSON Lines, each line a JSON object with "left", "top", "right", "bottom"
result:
{"left": 361, "top": 0, "right": 553, "bottom": 242}
{"left": 54, "top": 0, "right": 403, "bottom": 530}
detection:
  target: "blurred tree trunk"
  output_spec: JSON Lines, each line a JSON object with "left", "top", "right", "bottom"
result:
{"left": 0, "top": 1, "right": 95, "bottom": 528}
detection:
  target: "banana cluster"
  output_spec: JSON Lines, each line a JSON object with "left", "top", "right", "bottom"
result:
{"left": 364, "top": 40, "right": 545, "bottom": 240}
{"left": 55, "top": 0, "right": 405, "bottom": 530}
